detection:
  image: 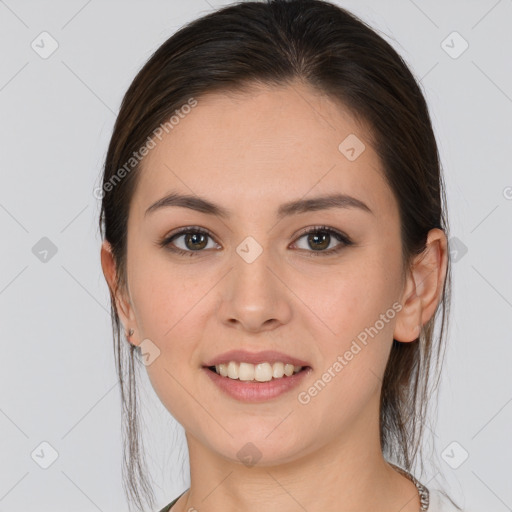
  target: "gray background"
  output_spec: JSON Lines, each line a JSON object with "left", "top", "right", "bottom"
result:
{"left": 1, "top": 0, "right": 511, "bottom": 511}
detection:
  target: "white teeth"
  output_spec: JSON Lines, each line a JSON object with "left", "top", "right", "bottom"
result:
{"left": 214, "top": 361, "right": 304, "bottom": 381}
{"left": 273, "top": 362, "right": 285, "bottom": 379}
{"left": 239, "top": 362, "right": 255, "bottom": 381}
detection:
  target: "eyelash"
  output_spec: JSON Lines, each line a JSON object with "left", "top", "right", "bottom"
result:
{"left": 158, "top": 225, "right": 353, "bottom": 258}
{"left": 158, "top": 226, "right": 353, "bottom": 257}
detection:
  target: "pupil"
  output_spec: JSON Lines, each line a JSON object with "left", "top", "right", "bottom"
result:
{"left": 309, "top": 232, "right": 329, "bottom": 250}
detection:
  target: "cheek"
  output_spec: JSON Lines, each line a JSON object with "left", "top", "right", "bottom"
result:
{"left": 300, "top": 257, "right": 399, "bottom": 372}
{"left": 126, "top": 252, "right": 216, "bottom": 407}
{"left": 295, "top": 270, "right": 398, "bottom": 426}
{"left": 307, "top": 266, "right": 393, "bottom": 333}
{"left": 128, "top": 250, "right": 212, "bottom": 338}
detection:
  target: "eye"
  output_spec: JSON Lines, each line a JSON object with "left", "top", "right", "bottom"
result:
{"left": 159, "top": 226, "right": 219, "bottom": 257}
{"left": 290, "top": 225, "right": 353, "bottom": 257}
{"left": 158, "top": 225, "right": 353, "bottom": 258}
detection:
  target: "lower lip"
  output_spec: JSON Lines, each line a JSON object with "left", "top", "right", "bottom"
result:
{"left": 202, "top": 366, "right": 312, "bottom": 403}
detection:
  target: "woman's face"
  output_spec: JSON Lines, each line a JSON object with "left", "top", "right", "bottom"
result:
{"left": 110, "top": 82, "right": 413, "bottom": 465}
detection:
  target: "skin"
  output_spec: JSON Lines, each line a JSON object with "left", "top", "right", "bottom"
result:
{"left": 101, "top": 80, "right": 448, "bottom": 512}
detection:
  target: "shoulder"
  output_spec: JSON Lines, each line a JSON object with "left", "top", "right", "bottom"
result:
{"left": 157, "top": 489, "right": 187, "bottom": 512}
{"left": 428, "top": 488, "right": 464, "bottom": 512}
{"left": 156, "top": 501, "right": 174, "bottom": 512}
{"left": 157, "top": 496, "right": 179, "bottom": 512}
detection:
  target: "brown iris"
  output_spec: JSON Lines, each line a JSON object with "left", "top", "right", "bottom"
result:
{"left": 307, "top": 231, "right": 330, "bottom": 251}
{"left": 184, "top": 232, "right": 208, "bottom": 250}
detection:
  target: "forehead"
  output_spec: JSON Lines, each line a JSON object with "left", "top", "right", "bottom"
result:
{"left": 133, "top": 82, "right": 397, "bottom": 221}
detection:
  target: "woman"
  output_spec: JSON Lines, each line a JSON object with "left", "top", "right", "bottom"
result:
{"left": 99, "top": 1, "right": 462, "bottom": 510}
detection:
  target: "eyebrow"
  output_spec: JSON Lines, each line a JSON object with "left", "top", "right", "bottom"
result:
{"left": 144, "top": 191, "right": 373, "bottom": 219}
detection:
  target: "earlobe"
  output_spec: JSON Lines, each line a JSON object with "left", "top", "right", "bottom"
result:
{"left": 393, "top": 228, "right": 448, "bottom": 343}
{"left": 393, "top": 270, "right": 422, "bottom": 343}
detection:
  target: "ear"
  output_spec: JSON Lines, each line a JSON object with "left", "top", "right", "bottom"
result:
{"left": 393, "top": 228, "right": 448, "bottom": 343}
{"left": 100, "top": 240, "right": 139, "bottom": 345}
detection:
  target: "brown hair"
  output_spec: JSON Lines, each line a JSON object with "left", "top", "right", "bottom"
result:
{"left": 99, "top": 1, "right": 455, "bottom": 510}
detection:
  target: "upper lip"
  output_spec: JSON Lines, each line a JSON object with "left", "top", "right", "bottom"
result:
{"left": 203, "top": 349, "right": 311, "bottom": 368}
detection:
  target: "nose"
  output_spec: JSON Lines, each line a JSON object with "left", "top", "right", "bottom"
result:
{"left": 217, "top": 244, "right": 293, "bottom": 333}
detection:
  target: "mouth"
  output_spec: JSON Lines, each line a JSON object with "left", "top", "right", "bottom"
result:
{"left": 202, "top": 362, "right": 312, "bottom": 402}
{"left": 202, "top": 350, "right": 312, "bottom": 380}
